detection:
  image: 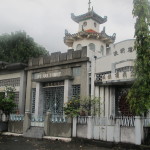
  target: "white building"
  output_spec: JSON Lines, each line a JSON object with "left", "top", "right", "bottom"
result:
{"left": 64, "top": 4, "right": 136, "bottom": 117}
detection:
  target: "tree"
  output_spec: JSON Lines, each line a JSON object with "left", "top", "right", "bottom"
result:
{"left": 0, "top": 31, "right": 49, "bottom": 63}
{"left": 128, "top": 0, "right": 150, "bottom": 115}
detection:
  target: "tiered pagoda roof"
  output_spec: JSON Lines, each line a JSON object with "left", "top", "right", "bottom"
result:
{"left": 64, "top": 29, "right": 116, "bottom": 47}
{"left": 71, "top": 10, "right": 107, "bottom": 24}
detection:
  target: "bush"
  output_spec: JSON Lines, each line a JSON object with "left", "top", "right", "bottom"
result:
{"left": 0, "top": 86, "right": 16, "bottom": 115}
{"left": 64, "top": 97, "right": 101, "bottom": 117}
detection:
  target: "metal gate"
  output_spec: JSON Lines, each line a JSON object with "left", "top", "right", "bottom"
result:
{"left": 43, "top": 86, "right": 64, "bottom": 115}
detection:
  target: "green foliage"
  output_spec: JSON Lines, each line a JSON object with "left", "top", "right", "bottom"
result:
{"left": 0, "top": 31, "right": 49, "bottom": 63}
{"left": 64, "top": 97, "right": 101, "bottom": 117}
{"left": 128, "top": 0, "right": 150, "bottom": 115}
{"left": 0, "top": 87, "right": 16, "bottom": 115}
{"left": 64, "top": 98, "right": 80, "bottom": 117}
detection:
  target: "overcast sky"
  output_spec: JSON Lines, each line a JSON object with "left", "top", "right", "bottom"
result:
{"left": 0, "top": 0, "right": 135, "bottom": 53}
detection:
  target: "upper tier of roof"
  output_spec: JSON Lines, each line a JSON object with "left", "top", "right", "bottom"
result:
{"left": 71, "top": 10, "right": 107, "bottom": 24}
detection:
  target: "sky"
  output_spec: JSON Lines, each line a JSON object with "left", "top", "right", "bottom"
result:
{"left": 0, "top": 0, "right": 135, "bottom": 53}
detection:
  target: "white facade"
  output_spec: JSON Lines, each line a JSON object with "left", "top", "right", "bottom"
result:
{"left": 65, "top": 8, "right": 137, "bottom": 118}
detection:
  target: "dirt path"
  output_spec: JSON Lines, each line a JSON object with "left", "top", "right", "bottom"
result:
{"left": 0, "top": 135, "right": 113, "bottom": 150}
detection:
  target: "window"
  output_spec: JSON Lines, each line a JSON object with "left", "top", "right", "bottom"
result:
{"left": 100, "top": 45, "right": 104, "bottom": 56}
{"left": 73, "top": 67, "right": 81, "bottom": 76}
{"left": 72, "top": 85, "right": 80, "bottom": 98}
{"left": 31, "top": 88, "right": 36, "bottom": 114}
{"left": 76, "top": 44, "right": 82, "bottom": 50}
{"left": 94, "top": 22, "right": 97, "bottom": 27}
{"left": 83, "top": 22, "right": 87, "bottom": 27}
{"left": 115, "top": 87, "right": 133, "bottom": 116}
{"left": 89, "top": 43, "right": 95, "bottom": 52}
{"left": 106, "top": 47, "right": 111, "bottom": 56}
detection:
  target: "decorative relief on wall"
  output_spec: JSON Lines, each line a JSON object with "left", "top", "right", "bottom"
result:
{"left": 0, "top": 78, "right": 20, "bottom": 87}
{"left": 113, "top": 51, "right": 118, "bottom": 56}
{"left": 120, "top": 48, "right": 125, "bottom": 54}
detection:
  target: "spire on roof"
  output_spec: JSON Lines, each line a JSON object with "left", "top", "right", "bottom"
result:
{"left": 88, "top": 0, "right": 91, "bottom": 12}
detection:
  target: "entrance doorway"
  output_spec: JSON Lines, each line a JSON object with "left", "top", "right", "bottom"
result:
{"left": 43, "top": 86, "right": 64, "bottom": 115}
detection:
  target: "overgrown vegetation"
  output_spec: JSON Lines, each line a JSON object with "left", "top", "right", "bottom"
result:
{"left": 128, "top": 0, "right": 150, "bottom": 115}
{"left": 64, "top": 97, "right": 101, "bottom": 117}
{"left": 0, "top": 31, "right": 49, "bottom": 63}
{"left": 0, "top": 87, "right": 16, "bottom": 115}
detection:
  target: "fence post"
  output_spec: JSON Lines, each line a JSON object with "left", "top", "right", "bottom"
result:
{"left": 114, "top": 118, "right": 121, "bottom": 143}
{"left": 72, "top": 117, "right": 77, "bottom": 137}
{"left": 135, "top": 116, "right": 142, "bottom": 145}
{"left": 23, "top": 111, "right": 31, "bottom": 133}
{"left": 44, "top": 111, "right": 51, "bottom": 136}
{"left": 87, "top": 116, "right": 93, "bottom": 139}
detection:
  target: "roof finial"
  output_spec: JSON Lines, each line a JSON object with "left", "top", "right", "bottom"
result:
{"left": 88, "top": 0, "right": 91, "bottom": 12}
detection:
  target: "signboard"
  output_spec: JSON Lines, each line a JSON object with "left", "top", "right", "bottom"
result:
{"left": 33, "top": 72, "right": 62, "bottom": 80}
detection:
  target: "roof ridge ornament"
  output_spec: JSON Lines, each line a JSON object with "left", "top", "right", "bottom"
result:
{"left": 88, "top": 0, "right": 92, "bottom": 12}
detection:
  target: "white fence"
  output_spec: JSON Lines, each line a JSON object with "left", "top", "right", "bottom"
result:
{"left": 31, "top": 115, "right": 44, "bottom": 127}
{"left": 9, "top": 114, "right": 24, "bottom": 121}
{"left": 50, "top": 115, "right": 67, "bottom": 123}
{"left": 73, "top": 116, "right": 147, "bottom": 145}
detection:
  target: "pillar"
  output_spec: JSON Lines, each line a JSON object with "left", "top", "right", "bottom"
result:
{"left": 25, "top": 71, "right": 32, "bottom": 113}
{"left": 72, "top": 117, "right": 77, "bottom": 137}
{"left": 135, "top": 116, "right": 142, "bottom": 145}
{"left": 87, "top": 116, "right": 93, "bottom": 139}
{"left": 64, "top": 79, "right": 71, "bottom": 104}
{"left": 35, "top": 82, "right": 43, "bottom": 116}
{"left": 19, "top": 70, "right": 27, "bottom": 114}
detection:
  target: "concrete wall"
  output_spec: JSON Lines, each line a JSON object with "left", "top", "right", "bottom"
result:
{"left": 48, "top": 122, "right": 72, "bottom": 138}
{"left": 8, "top": 121, "right": 23, "bottom": 134}
{"left": 121, "top": 127, "right": 135, "bottom": 144}
{"left": 0, "top": 122, "right": 8, "bottom": 132}
{"left": 76, "top": 125, "right": 88, "bottom": 139}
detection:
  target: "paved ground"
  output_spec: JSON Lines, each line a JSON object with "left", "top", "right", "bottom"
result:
{"left": 0, "top": 135, "right": 114, "bottom": 150}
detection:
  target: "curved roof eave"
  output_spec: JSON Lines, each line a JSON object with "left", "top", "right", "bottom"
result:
{"left": 71, "top": 11, "right": 107, "bottom": 24}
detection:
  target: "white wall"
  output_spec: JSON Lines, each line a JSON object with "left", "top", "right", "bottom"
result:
{"left": 73, "top": 39, "right": 107, "bottom": 58}
{"left": 95, "top": 39, "right": 136, "bottom": 73}
{"left": 78, "top": 19, "right": 100, "bottom": 32}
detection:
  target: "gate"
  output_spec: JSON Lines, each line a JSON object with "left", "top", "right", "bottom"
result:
{"left": 43, "top": 86, "right": 64, "bottom": 115}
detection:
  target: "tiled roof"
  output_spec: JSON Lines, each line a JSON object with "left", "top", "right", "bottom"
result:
{"left": 71, "top": 10, "right": 107, "bottom": 24}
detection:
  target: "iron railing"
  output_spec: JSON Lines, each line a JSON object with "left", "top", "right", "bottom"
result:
{"left": 9, "top": 114, "right": 24, "bottom": 121}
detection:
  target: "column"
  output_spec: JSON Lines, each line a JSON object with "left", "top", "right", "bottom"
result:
{"left": 100, "top": 87, "right": 105, "bottom": 117}
{"left": 35, "top": 82, "right": 43, "bottom": 116}
{"left": 110, "top": 87, "right": 115, "bottom": 117}
{"left": 91, "top": 58, "right": 95, "bottom": 97}
{"left": 25, "top": 71, "right": 32, "bottom": 113}
{"left": 95, "top": 86, "right": 100, "bottom": 116}
{"left": 64, "top": 79, "right": 71, "bottom": 104}
{"left": 19, "top": 70, "right": 27, "bottom": 114}
{"left": 105, "top": 87, "right": 109, "bottom": 118}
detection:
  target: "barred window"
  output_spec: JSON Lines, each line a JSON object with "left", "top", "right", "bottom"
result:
{"left": 14, "top": 92, "right": 19, "bottom": 112}
{"left": 31, "top": 88, "right": 36, "bottom": 114}
{"left": 72, "top": 85, "right": 80, "bottom": 98}
{"left": 0, "top": 78, "right": 20, "bottom": 87}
